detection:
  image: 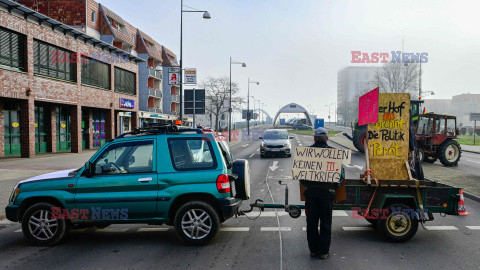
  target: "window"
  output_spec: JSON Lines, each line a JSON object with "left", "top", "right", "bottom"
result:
{"left": 91, "top": 10, "right": 96, "bottom": 24}
{"left": 33, "top": 40, "right": 76, "bottom": 82}
{"left": 81, "top": 56, "right": 110, "bottom": 89}
{"left": 168, "top": 138, "right": 217, "bottom": 171}
{"left": 114, "top": 67, "right": 136, "bottom": 95}
{"left": 264, "top": 130, "right": 288, "bottom": 140}
{"left": 0, "top": 27, "right": 26, "bottom": 71}
{"left": 446, "top": 118, "right": 456, "bottom": 136}
{"left": 94, "top": 141, "right": 154, "bottom": 175}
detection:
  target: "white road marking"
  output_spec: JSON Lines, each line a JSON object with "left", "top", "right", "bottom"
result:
{"left": 15, "top": 229, "right": 22, "bottom": 233}
{"left": 261, "top": 227, "right": 291, "bottom": 231}
{"left": 269, "top": 161, "right": 279, "bottom": 171}
{"left": 138, "top": 227, "right": 169, "bottom": 232}
{"left": 220, "top": 227, "right": 250, "bottom": 232}
{"left": 242, "top": 144, "right": 249, "bottom": 148}
{"left": 425, "top": 226, "right": 458, "bottom": 231}
{"left": 342, "top": 227, "right": 374, "bottom": 231}
{"left": 465, "top": 159, "right": 480, "bottom": 164}
{"left": 257, "top": 148, "right": 260, "bottom": 152}
{"left": 96, "top": 228, "right": 129, "bottom": 232}
{"left": 466, "top": 226, "right": 480, "bottom": 230}
{"left": 241, "top": 210, "right": 347, "bottom": 217}
{"left": 249, "top": 153, "right": 255, "bottom": 158}
{"left": 333, "top": 210, "right": 349, "bottom": 216}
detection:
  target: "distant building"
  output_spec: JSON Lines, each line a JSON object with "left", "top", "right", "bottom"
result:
{"left": 422, "top": 99, "right": 452, "bottom": 114}
{"left": 337, "top": 66, "right": 379, "bottom": 124}
{"left": 422, "top": 93, "right": 480, "bottom": 126}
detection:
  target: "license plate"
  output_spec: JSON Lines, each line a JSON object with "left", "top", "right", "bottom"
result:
{"left": 271, "top": 149, "right": 280, "bottom": 152}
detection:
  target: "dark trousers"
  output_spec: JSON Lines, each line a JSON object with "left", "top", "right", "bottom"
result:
{"left": 305, "top": 190, "right": 334, "bottom": 254}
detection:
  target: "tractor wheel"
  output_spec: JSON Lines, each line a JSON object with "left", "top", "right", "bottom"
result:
{"left": 352, "top": 129, "right": 366, "bottom": 153}
{"left": 418, "top": 149, "right": 425, "bottom": 163}
{"left": 424, "top": 156, "right": 437, "bottom": 164}
{"left": 438, "top": 140, "right": 461, "bottom": 167}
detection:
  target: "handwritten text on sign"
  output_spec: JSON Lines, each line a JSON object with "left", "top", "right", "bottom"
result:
{"left": 292, "top": 147, "right": 351, "bottom": 183}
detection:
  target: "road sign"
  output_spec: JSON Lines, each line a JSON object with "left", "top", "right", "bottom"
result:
{"left": 469, "top": 113, "right": 480, "bottom": 122}
{"left": 184, "top": 89, "right": 205, "bottom": 115}
{"left": 184, "top": 68, "right": 197, "bottom": 85}
{"left": 168, "top": 68, "right": 180, "bottom": 85}
{"left": 242, "top": 110, "right": 254, "bottom": 120}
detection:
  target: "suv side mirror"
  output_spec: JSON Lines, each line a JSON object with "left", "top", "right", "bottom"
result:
{"left": 259, "top": 137, "right": 263, "bottom": 139}
{"left": 289, "top": 136, "right": 294, "bottom": 139}
{"left": 84, "top": 161, "right": 95, "bottom": 177}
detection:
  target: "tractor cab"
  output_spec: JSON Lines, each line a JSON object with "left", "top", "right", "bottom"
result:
{"left": 415, "top": 113, "right": 461, "bottom": 166}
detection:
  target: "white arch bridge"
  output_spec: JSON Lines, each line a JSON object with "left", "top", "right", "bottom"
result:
{"left": 272, "top": 103, "right": 314, "bottom": 127}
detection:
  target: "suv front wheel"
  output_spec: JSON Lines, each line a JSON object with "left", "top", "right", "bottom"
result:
{"left": 174, "top": 201, "right": 220, "bottom": 245}
{"left": 21, "top": 202, "right": 69, "bottom": 246}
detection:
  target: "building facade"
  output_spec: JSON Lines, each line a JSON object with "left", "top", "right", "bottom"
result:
{"left": 0, "top": 1, "right": 141, "bottom": 157}
{"left": 337, "top": 66, "right": 379, "bottom": 124}
{"left": 16, "top": 0, "right": 179, "bottom": 126}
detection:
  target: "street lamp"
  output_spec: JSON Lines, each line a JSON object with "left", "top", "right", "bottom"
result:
{"left": 179, "top": 1, "right": 211, "bottom": 121}
{"left": 247, "top": 78, "right": 259, "bottom": 135}
{"left": 229, "top": 57, "right": 246, "bottom": 141}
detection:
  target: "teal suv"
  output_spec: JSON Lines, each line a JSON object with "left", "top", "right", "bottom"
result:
{"left": 5, "top": 125, "right": 250, "bottom": 246}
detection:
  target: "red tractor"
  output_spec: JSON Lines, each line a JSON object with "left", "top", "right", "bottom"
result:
{"left": 416, "top": 113, "right": 461, "bottom": 166}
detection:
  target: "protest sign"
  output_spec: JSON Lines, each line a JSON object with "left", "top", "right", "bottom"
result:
{"left": 359, "top": 87, "right": 379, "bottom": 125}
{"left": 292, "top": 147, "right": 351, "bottom": 183}
{"left": 367, "top": 93, "right": 410, "bottom": 180}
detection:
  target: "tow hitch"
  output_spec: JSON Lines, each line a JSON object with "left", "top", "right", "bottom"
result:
{"left": 237, "top": 181, "right": 305, "bottom": 219}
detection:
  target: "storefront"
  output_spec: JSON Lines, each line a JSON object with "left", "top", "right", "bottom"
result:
{"left": 3, "top": 102, "right": 21, "bottom": 156}
{"left": 139, "top": 112, "right": 173, "bottom": 127}
{"left": 92, "top": 111, "right": 106, "bottom": 148}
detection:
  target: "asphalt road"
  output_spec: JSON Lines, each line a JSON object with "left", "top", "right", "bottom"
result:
{"left": 1, "top": 126, "right": 479, "bottom": 269}
{"left": 333, "top": 124, "right": 480, "bottom": 178}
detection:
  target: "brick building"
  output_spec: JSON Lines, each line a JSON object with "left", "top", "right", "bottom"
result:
{"left": 0, "top": 0, "right": 143, "bottom": 157}
{"left": 16, "top": 0, "right": 180, "bottom": 126}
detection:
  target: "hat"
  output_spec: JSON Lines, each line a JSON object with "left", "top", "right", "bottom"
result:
{"left": 314, "top": 127, "right": 328, "bottom": 136}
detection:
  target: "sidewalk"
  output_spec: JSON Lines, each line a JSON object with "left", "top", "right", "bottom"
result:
{"left": 461, "top": 144, "right": 480, "bottom": 154}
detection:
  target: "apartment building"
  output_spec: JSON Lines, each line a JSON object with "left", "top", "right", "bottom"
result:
{"left": 0, "top": 0, "right": 142, "bottom": 157}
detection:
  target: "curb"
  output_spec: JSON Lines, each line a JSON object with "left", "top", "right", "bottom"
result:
{"left": 425, "top": 177, "right": 480, "bottom": 203}
{"left": 461, "top": 149, "right": 480, "bottom": 155}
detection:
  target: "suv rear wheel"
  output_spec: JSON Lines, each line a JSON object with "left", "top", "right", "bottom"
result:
{"left": 21, "top": 202, "right": 69, "bottom": 246}
{"left": 174, "top": 201, "right": 220, "bottom": 245}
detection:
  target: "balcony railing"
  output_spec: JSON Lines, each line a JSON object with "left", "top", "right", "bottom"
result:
{"left": 148, "top": 108, "right": 163, "bottom": 114}
{"left": 171, "top": 95, "right": 179, "bottom": 103}
{"left": 148, "top": 88, "right": 162, "bottom": 98}
{"left": 148, "top": 68, "right": 162, "bottom": 80}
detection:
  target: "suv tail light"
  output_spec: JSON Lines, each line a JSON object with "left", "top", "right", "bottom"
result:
{"left": 216, "top": 174, "right": 231, "bottom": 193}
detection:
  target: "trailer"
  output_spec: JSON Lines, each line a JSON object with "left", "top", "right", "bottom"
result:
{"left": 241, "top": 179, "right": 463, "bottom": 243}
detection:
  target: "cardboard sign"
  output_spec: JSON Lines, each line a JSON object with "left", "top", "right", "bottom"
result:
{"left": 367, "top": 93, "right": 410, "bottom": 180}
{"left": 292, "top": 147, "right": 351, "bottom": 183}
{"left": 359, "top": 87, "right": 379, "bottom": 125}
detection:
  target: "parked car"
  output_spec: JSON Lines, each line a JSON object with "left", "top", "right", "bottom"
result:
{"left": 259, "top": 129, "right": 293, "bottom": 158}
{"left": 5, "top": 124, "right": 250, "bottom": 246}
{"left": 293, "top": 124, "right": 312, "bottom": 130}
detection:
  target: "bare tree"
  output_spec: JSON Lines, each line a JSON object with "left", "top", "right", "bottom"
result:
{"left": 202, "top": 76, "right": 244, "bottom": 131}
{"left": 375, "top": 62, "right": 419, "bottom": 96}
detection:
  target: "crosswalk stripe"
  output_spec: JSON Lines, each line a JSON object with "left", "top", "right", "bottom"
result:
{"left": 242, "top": 210, "right": 348, "bottom": 217}
{"left": 15, "top": 229, "right": 22, "bottom": 233}
{"left": 425, "top": 226, "right": 458, "bottom": 231}
{"left": 220, "top": 227, "right": 250, "bottom": 232}
{"left": 261, "top": 227, "right": 291, "bottom": 231}
{"left": 138, "top": 227, "right": 169, "bottom": 232}
{"left": 342, "top": 226, "right": 374, "bottom": 231}
{"left": 466, "top": 226, "right": 480, "bottom": 230}
{"left": 96, "top": 228, "right": 129, "bottom": 232}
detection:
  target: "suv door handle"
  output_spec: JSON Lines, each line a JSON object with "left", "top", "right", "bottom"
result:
{"left": 138, "top": 177, "right": 153, "bottom": 183}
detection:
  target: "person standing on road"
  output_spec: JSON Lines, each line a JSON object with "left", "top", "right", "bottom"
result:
{"left": 301, "top": 127, "right": 343, "bottom": 260}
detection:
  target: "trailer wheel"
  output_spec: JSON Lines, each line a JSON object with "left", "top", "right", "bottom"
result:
{"left": 378, "top": 204, "right": 418, "bottom": 243}
{"left": 438, "top": 140, "right": 461, "bottom": 167}
{"left": 352, "top": 129, "right": 366, "bottom": 153}
{"left": 418, "top": 149, "right": 425, "bottom": 163}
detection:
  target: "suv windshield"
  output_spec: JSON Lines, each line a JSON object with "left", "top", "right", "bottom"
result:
{"left": 264, "top": 130, "right": 288, "bottom": 140}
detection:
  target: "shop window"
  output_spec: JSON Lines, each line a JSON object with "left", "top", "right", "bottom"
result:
{"left": 33, "top": 40, "right": 76, "bottom": 82}
{"left": 81, "top": 56, "right": 111, "bottom": 89}
{"left": 0, "top": 27, "right": 27, "bottom": 71}
{"left": 114, "top": 67, "right": 136, "bottom": 95}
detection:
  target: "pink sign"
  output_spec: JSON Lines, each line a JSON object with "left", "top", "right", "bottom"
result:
{"left": 358, "top": 87, "right": 379, "bottom": 125}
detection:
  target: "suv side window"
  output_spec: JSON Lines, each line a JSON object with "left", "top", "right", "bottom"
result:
{"left": 94, "top": 140, "right": 154, "bottom": 175}
{"left": 168, "top": 138, "right": 217, "bottom": 171}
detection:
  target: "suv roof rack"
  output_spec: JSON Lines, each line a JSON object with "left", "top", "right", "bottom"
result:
{"left": 116, "top": 123, "right": 203, "bottom": 139}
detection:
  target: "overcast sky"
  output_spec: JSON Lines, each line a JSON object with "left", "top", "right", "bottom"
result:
{"left": 99, "top": 0, "right": 480, "bottom": 120}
